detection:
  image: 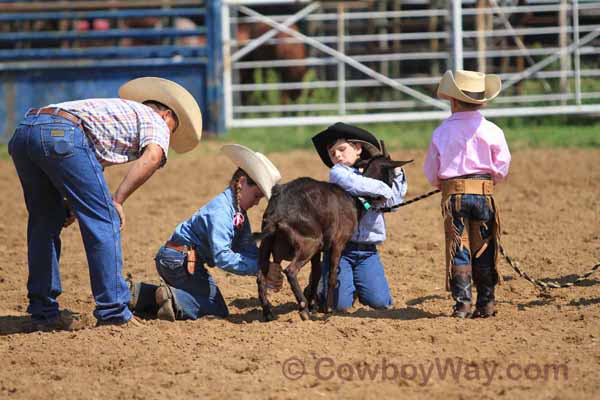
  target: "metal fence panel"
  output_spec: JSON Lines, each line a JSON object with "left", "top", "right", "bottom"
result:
{"left": 0, "top": 0, "right": 224, "bottom": 142}
{"left": 223, "top": 0, "right": 600, "bottom": 128}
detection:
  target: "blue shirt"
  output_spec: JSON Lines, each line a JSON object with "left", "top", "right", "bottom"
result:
{"left": 329, "top": 163, "right": 408, "bottom": 244}
{"left": 168, "top": 187, "right": 259, "bottom": 276}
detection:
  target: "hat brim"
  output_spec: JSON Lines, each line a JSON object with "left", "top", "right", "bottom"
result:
{"left": 437, "top": 70, "right": 501, "bottom": 104}
{"left": 221, "top": 144, "right": 282, "bottom": 199}
{"left": 312, "top": 123, "right": 382, "bottom": 168}
{"left": 119, "top": 77, "right": 203, "bottom": 153}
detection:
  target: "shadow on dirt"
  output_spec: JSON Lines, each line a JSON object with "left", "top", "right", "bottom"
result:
{"left": 0, "top": 315, "right": 32, "bottom": 335}
{"left": 227, "top": 301, "right": 298, "bottom": 324}
{"left": 229, "top": 303, "right": 446, "bottom": 323}
{"left": 539, "top": 275, "right": 599, "bottom": 287}
{"left": 333, "top": 306, "right": 446, "bottom": 320}
{"left": 568, "top": 297, "right": 600, "bottom": 307}
{"left": 229, "top": 297, "right": 261, "bottom": 309}
{"left": 405, "top": 294, "right": 447, "bottom": 306}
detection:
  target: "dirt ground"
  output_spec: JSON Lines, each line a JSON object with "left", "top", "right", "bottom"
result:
{"left": 0, "top": 146, "right": 598, "bottom": 400}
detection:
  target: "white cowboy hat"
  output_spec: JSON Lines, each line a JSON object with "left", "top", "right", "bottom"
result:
{"left": 437, "top": 70, "right": 502, "bottom": 104}
{"left": 119, "top": 77, "right": 203, "bottom": 153}
{"left": 221, "top": 144, "right": 282, "bottom": 199}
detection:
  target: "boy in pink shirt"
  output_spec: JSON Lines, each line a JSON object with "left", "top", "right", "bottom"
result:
{"left": 424, "top": 70, "right": 511, "bottom": 318}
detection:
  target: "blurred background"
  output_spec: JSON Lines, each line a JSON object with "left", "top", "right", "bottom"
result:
{"left": 1, "top": 0, "right": 599, "bottom": 153}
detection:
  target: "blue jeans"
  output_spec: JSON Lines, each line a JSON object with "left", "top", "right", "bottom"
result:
{"left": 446, "top": 194, "right": 497, "bottom": 307}
{"left": 319, "top": 245, "right": 393, "bottom": 311}
{"left": 8, "top": 113, "right": 132, "bottom": 324}
{"left": 154, "top": 246, "right": 228, "bottom": 319}
{"left": 448, "top": 194, "right": 495, "bottom": 268}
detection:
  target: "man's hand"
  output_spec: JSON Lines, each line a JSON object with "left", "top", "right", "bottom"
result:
{"left": 112, "top": 143, "right": 164, "bottom": 213}
{"left": 110, "top": 144, "right": 164, "bottom": 231}
{"left": 265, "top": 262, "right": 284, "bottom": 292}
{"left": 112, "top": 199, "right": 125, "bottom": 230}
{"left": 63, "top": 198, "right": 76, "bottom": 228}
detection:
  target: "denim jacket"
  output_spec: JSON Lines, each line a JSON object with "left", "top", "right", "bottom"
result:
{"left": 168, "top": 187, "right": 259, "bottom": 275}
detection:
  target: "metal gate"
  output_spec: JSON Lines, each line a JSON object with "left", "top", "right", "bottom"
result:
{"left": 222, "top": 0, "right": 600, "bottom": 128}
{"left": 0, "top": 0, "right": 224, "bottom": 142}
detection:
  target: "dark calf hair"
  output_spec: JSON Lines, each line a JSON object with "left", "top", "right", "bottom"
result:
{"left": 255, "top": 149, "right": 412, "bottom": 321}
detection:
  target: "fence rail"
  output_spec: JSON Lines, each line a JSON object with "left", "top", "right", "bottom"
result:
{"left": 0, "top": 0, "right": 225, "bottom": 140}
{"left": 223, "top": 0, "right": 600, "bottom": 128}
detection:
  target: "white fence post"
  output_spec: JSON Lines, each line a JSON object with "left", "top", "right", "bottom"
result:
{"left": 451, "top": 0, "right": 464, "bottom": 71}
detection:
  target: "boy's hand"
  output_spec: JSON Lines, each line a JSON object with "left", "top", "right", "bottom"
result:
{"left": 370, "top": 196, "right": 387, "bottom": 207}
{"left": 393, "top": 167, "right": 405, "bottom": 176}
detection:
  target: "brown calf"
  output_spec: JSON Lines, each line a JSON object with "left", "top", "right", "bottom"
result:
{"left": 255, "top": 151, "right": 411, "bottom": 321}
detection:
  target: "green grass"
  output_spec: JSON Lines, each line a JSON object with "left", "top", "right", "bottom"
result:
{"left": 213, "top": 116, "right": 600, "bottom": 154}
{"left": 1, "top": 116, "right": 598, "bottom": 161}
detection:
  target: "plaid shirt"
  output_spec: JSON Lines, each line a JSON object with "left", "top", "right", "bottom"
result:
{"left": 49, "top": 98, "right": 170, "bottom": 166}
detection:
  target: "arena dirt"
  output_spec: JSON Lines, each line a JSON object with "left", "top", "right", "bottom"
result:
{"left": 1, "top": 147, "right": 598, "bottom": 400}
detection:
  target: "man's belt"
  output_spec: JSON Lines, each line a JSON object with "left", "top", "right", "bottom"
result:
{"left": 165, "top": 241, "right": 196, "bottom": 275}
{"left": 27, "top": 107, "right": 84, "bottom": 131}
{"left": 441, "top": 178, "right": 494, "bottom": 196}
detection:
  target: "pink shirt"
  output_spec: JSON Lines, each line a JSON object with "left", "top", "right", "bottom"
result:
{"left": 423, "top": 110, "right": 511, "bottom": 188}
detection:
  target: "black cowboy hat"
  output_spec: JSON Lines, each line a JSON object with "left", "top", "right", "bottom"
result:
{"left": 311, "top": 122, "right": 382, "bottom": 168}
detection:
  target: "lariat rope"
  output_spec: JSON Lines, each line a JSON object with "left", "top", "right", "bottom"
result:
{"left": 384, "top": 189, "right": 600, "bottom": 290}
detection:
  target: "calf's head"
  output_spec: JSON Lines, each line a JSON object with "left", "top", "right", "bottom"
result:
{"left": 355, "top": 141, "right": 412, "bottom": 188}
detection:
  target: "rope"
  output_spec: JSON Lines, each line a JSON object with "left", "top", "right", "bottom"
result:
{"left": 380, "top": 189, "right": 441, "bottom": 212}
{"left": 380, "top": 188, "right": 600, "bottom": 290}
{"left": 499, "top": 245, "right": 600, "bottom": 291}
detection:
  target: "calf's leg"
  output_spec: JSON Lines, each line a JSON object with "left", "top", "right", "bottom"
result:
{"left": 303, "top": 254, "right": 322, "bottom": 311}
{"left": 326, "top": 243, "right": 344, "bottom": 313}
{"left": 257, "top": 235, "right": 276, "bottom": 321}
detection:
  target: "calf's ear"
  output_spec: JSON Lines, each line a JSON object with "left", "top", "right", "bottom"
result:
{"left": 354, "top": 159, "right": 369, "bottom": 169}
{"left": 380, "top": 140, "right": 389, "bottom": 158}
{"left": 390, "top": 159, "right": 413, "bottom": 168}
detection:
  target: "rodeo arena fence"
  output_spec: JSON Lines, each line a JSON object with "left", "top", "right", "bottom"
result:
{"left": 1, "top": 0, "right": 599, "bottom": 289}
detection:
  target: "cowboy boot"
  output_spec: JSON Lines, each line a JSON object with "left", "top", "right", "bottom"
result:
{"left": 127, "top": 279, "right": 140, "bottom": 311}
{"left": 128, "top": 281, "right": 160, "bottom": 316}
{"left": 156, "top": 284, "right": 176, "bottom": 322}
{"left": 472, "top": 266, "right": 497, "bottom": 318}
{"left": 451, "top": 265, "right": 473, "bottom": 318}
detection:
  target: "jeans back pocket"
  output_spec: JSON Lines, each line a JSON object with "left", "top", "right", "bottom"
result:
{"left": 40, "top": 125, "right": 76, "bottom": 159}
{"left": 155, "top": 246, "right": 188, "bottom": 285}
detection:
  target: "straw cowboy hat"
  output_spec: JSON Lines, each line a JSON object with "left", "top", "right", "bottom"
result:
{"left": 119, "top": 77, "right": 203, "bottom": 153}
{"left": 437, "top": 70, "right": 502, "bottom": 104}
{"left": 221, "top": 144, "right": 282, "bottom": 199}
{"left": 312, "top": 122, "right": 382, "bottom": 168}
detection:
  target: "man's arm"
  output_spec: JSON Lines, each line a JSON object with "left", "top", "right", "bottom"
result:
{"left": 112, "top": 143, "right": 164, "bottom": 229}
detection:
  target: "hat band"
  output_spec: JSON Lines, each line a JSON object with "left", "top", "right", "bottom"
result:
{"left": 461, "top": 90, "right": 485, "bottom": 100}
